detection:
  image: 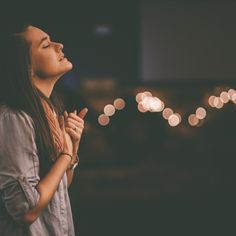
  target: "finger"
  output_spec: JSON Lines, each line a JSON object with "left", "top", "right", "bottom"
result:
{"left": 64, "top": 111, "right": 68, "bottom": 122}
{"left": 66, "top": 119, "right": 84, "bottom": 128}
{"left": 73, "top": 110, "right": 77, "bottom": 115}
{"left": 66, "top": 120, "right": 84, "bottom": 130}
{"left": 67, "top": 117, "right": 84, "bottom": 125}
{"left": 65, "top": 127, "right": 82, "bottom": 138}
{"left": 64, "top": 110, "right": 69, "bottom": 118}
{"left": 68, "top": 113, "right": 84, "bottom": 123}
{"left": 78, "top": 107, "right": 88, "bottom": 119}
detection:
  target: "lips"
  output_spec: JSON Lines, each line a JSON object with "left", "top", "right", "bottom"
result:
{"left": 59, "top": 53, "right": 65, "bottom": 61}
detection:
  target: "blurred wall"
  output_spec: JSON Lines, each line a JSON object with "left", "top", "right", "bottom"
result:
{"left": 141, "top": 0, "right": 236, "bottom": 81}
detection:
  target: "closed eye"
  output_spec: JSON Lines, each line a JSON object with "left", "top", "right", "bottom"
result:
{"left": 42, "top": 44, "right": 51, "bottom": 48}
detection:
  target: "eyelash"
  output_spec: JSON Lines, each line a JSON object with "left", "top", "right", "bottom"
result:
{"left": 43, "top": 43, "right": 51, "bottom": 48}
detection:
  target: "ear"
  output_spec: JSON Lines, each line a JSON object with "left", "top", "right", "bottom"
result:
{"left": 28, "top": 65, "right": 35, "bottom": 78}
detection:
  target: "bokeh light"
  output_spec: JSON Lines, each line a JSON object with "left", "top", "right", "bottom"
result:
{"left": 149, "top": 97, "right": 165, "bottom": 112}
{"left": 188, "top": 114, "right": 199, "bottom": 126}
{"left": 196, "top": 107, "right": 207, "bottom": 119}
{"left": 136, "top": 92, "right": 144, "bottom": 103}
{"left": 138, "top": 102, "right": 148, "bottom": 112}
{"left": 175, "top": 113, "right": 182, "bottom": 123}
{"left": 208, "top": 96, "right": 216, "bottom": 107}
{"left": 141, "top": 96, "right": 152, "bottom": 111}
{"left": 168, "top": 113, "right": 181, "bottom": 127}
{"left": 143, "top": 91, "right": 152, "bottom": 97}
{"left": 231, "top": 93, "right": 236, "bottom": 104}
{"left": 114, "top": 98, "right": 126, "bottom": 110}
{"left": 220, "top": 91, "right": 230, "bottom": 103}
{"left": 98, "top": 114, "right": 110, "bottom": 126}
{"left": 104, "top": 104, "right": 116, "bottom": 116}
{"left": 162, "top": 108, "right": 174, "bottom": 120}
{"left": 228, "top": 89, "right": 236, "bottom": 100}
{"left": 214, "top": 98, "right": 224, "bottom": 109}
{"left": 136, "top": 91, "right": 152, "bottom": 104}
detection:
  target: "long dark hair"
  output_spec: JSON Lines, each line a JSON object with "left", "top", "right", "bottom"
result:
{"left": 0, "top": 24, "right": 65, "bottom": 177}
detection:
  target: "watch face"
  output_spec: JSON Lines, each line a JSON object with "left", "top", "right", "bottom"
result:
{"left": 71, "top": 162, "right": 78, "bottom": 170}
{"left": 70, "top": 154, "right": 79, "bottom": 170}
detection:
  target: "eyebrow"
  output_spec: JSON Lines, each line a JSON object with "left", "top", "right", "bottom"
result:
{"left": 38, "top": 35, "right": 50, "bottom": 46}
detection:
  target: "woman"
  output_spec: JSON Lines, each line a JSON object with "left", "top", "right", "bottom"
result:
{"left": 0, "top": 24, "right": 88, "bottom": 235}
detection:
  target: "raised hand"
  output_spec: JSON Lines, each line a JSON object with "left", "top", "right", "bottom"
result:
{"left": 64, "top": 108, "right": 88, "bottom": 156}
{"left": 58, "top": 115, "right": 73, "bottom": 156}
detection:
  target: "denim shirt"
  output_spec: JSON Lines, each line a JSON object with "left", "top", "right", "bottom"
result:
{"left": 0, "top": 105, "right": 75, "bottom": 236}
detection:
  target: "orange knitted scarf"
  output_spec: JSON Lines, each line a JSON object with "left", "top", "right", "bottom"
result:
{"left": 41, "top": 98, "right": 64, "bottom": 161}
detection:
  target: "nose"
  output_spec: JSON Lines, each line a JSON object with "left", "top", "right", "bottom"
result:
{"left": 54, "top": 42, "right": 63, "bottom": 52}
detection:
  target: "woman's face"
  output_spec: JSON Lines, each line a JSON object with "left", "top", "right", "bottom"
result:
{"left": 24, "top": 26, "right": 73, "bottom": 79}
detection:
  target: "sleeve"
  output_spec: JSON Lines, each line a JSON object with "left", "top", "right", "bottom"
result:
{"left": 0, "top": 110, "right": 40, "bottom": 221}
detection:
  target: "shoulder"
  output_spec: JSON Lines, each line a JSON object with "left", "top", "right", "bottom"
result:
{"left": 0, "top": 104, "right": 35, "bottom": 137}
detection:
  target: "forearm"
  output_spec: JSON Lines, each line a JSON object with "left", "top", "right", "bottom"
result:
{"left": 20, "top": 154, "right": 71, "bottom": 225}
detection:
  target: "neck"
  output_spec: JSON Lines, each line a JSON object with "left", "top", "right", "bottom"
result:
{"left": 32, "top": 77, "right": 58, "bottom": 98}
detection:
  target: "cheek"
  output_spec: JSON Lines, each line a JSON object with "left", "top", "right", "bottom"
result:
{"left": 31, "top": 53, "right": 72, "bottom": 78}
{"left": 32, "top": 54, "right": 52, "bottom": 71}
{"left": 32, "top": 55, "right": 59, "bottom": 77}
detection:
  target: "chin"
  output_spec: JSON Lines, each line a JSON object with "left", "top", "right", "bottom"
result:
{"left": 60, "top": 62, "right": 73, "bottom": 75}
{"left": 68, "top": 61, "right": 73, "bottom": 70}
{"left": 65, "top": 60, "right": 73, "bottom": 71}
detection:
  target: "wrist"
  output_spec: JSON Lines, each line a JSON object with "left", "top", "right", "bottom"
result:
{"left": 59, "top": 152, "right": 73, "bottom": 164}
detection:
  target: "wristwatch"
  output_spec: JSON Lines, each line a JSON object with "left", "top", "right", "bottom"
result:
{"left": 70, "top": 154, "right": 79, "bottom": 170}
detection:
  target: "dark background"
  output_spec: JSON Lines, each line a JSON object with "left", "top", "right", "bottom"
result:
{"left": 141, "top": 0, "right": 236, "bottom": 81}
{"left": 1, "top": 1, "right": 236, "bottom": 235}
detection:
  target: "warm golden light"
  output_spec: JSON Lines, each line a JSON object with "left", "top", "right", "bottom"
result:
{"left": 98, "top": 114, "right": 110, "bottom": 126}
{"left": 104, "top": 104, "right": 116, "bottom": 116}
{"left": 220, "top": 91, "right": 230, "bottom": 103}
{"left": 168, "top": 114, "right": 181, "bottom": 127}
{"left": 208, "top": 96, "right": 216, "bottom": 107}
{"left": 143, "top": 91, "right": 152, "bottom": 97}
{"left": 188, "top": 114, "right": 199, "bottom": 126}
{"left": 149, "top": 97, "right": 165, "bottom": 112}
{"left": 137, "top": 102, "right": 148, "bottom": 112}
{"left": 136, "top": 91, "right": 152, "bottom": 103}
{"left": 231, "top": 93, "right": 236, "bottom": 104}
{"left": 214, "top": 98, "right": 224, "bottom": 109}
{"left": 113, "top": 98, "right": 126, "bottom": 110}
{"left": 141, "top": 96, "right": 152, "bottom": 111}
{"left": 196, "top": 107, "right": 207, "bottom": 119}
{"left": 162, "top": 108, "right": 174, "bottom": 120}
{"left": 136, "top": 92, "right": 144, "bottom": 103}
{"left": 175, "top": 113, "right": 182, "bottom": 123}
{"left": 228, "top": 89, "right": 236, "bottom": 100}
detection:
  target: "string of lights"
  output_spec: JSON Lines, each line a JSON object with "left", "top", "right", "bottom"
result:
{"left": 97, "top": 88, "right": 236, "bottom": 128}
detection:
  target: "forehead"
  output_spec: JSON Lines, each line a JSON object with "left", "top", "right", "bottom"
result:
{"left": 24, "top": 26, "right": 49, "bottom": 46}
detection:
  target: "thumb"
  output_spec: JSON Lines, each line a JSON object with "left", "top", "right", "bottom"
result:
{"left": 59, "top": 115, "right": 65, "bottom": 132}
{"left": 78, "top": 107, "right": 88, "bottom": 119}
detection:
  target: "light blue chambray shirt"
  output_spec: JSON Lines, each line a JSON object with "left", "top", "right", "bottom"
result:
{"left": 0, "top": 105, "right": 75, "bottom": 236}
